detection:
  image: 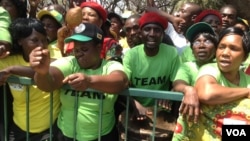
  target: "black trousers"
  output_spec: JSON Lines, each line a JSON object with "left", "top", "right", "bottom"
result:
{"left": 0, "top": 85, "right": 13, "bottom": 141}
{"left": 8, "top": 120, "right": 59, "bottom": 141}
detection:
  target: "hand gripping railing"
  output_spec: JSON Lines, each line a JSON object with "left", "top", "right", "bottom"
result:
{"left": 3, "top": 76, "right": 183, "bottom": 141}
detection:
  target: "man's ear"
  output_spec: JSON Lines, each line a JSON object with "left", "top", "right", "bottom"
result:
{"left": 191, "top": 14, "right": 198, "bottom": 22}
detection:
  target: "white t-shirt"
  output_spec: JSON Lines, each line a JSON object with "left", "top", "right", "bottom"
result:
{"left": 165, "top": 22, "right": 189, "bottom": 54}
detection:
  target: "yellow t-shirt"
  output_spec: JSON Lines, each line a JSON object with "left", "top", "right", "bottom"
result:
{"left": 49, "top": 40, "right": 62, "bottom": 59}
{"left": 0, "top": 55, "right": 60, "bottom": 133}
{"left": 119, "top": 37, "right": 129, "bottom": 49}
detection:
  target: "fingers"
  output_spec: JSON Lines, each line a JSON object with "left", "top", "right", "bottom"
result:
{"left": 187, "top": 106, "right": 199, "bottom": 123}
{"left": 158, "top": 99, "right": 172, "bottom": 110}
{"left": 135, "top": 109, "right": 148, "bottom": 121}
{"left": 30, "top": 47, "right": 48, "bottom": 66}
{"left": 62, "top": 76, "right": 69, "bottom": 84}
{"left": 0, "top": 45, "right": 5, "bottom": 52}
{"left": 181, "top": 104, "right": 200, "bottom": 123}
{"left": 136, "top": 115, "right": 147, "bottom": 120}
{"left": 63, "top": 74, "right": 84, "bottom": 89}
{"left": 187, "top": 106, "right": 194, "bottom": 122}
{"left": 0, "top": 51, "right": 10, "bottom": 59}
{"left": 193, "top": 107, "right": 200, "bottom": 123}
{"left": 181, "top": 104, "right": 188, "bottom": 115}
{"left": 62, "top": 75, "right": 77, "bottom": 84}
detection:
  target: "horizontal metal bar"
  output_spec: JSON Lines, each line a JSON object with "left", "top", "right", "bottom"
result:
{"left": 119, "top": 88, "right": 183, "bottom": 101}
{"left": 6, "top": 76, "right": 183, "bottom": 101}
{"left": 7, "top": 76, "right": 34, "bottom": 85}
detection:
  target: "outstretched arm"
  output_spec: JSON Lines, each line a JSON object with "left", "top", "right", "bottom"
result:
{"left": 195, "top": 75, "right": 250, "bottom": 105}
{"left": 30, "top": 47, "right": 128, "bottom": 93}
{"left": 145, "top": 7, "right": 185, "bottom": 33}
{"left": 63, "top": 70, "right": 128, "bottom": 94}
{"left": 173, "top": 80, "right": 200, "bottom": 123}
{"left": 30, "top": 47, "right": 65, "bottom": 92}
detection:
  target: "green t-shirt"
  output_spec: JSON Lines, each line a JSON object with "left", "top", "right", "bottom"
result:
{"left": 51, "top": 56, "right": 124, "bottom": 140}
{"left": 241, "top": 53, "right": 250, "bottom": 71}
{"left": 172, "top": 63, "right": 250, "bottom": 141}
{"left": 174, "top": 61, "right": 200, "bottom": 86}
{"left": 180, "top": 46, "right": 195, "bottom": 63}
{"left": 123, "top": 43, "right": 180, "bottom": 106}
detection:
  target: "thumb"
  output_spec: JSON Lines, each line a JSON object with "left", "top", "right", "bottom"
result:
{"left": 62, "top": 76, "right": 69, "bottom": 84}
{"left": 42, "top": 48, "right": 49, "bottom": 55}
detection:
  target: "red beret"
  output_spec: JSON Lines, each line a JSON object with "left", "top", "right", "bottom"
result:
{"left": 139, "top": 12, "right": 168, "bottom": 29}
{"left": 80, "top": 1, "right": 107, "bottom": 23}
{"left": 195, "top": 9, "right": 222, "bottom": 25}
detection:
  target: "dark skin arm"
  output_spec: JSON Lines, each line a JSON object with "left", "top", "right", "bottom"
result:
{"left": 57, "top": 26, "right": 73, "bottom": 56}
{"left": 195, "top": 75, "right": 250, "bottom": 105}
{"left": 0, "top": 66, "right": 35, "bottom": 86}
{"left": 28, "top": 0, "right": 41, "bottom": 18}
{"left": 63, "top": 71, "right": 128, "bottom": 93}
{"left": 30, "top": 47, "right": 129, "bottom": 93}
{"left": 0, "top": 43, "right": 11, "bottom": 59}
{"left": 145, "top": 7, "right": 185, "bottom": 33}
{"left": 173, "top": 80, "right": 200, "bottom": 123}
{"left": 6, "top": 66, "right": 35, "bottom": 78}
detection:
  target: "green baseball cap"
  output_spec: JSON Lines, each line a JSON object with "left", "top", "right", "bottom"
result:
{"left": 186, "top": 22, "right": 215, "bottom": 42}
{"left": 37, "top": 9, "right": 63, "bottom": 26}
{"left": 64, "top": 23, "right": 103, "bottom": 43}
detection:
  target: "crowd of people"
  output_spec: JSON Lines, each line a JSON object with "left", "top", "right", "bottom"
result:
{"left": 0, "top": 0, "right": 250, "bottom": 141}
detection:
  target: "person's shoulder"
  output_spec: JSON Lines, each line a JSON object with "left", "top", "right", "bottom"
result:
{"left": 1, "top": 54, "right": 23, "bottom": 62}
{"left": 199, "top": 63, "right": 217, "bottom": 71}
{"left": 105, "top": 60, "right": 122, "bottom": 65}
{"left": 183, "top": 61, "right": 197, "bottom": 66}
{"left": 160, "top": 43, "right": 178, "bottom": 54}
{"left": 103, "top": 60, "right": 124, "bottom": 72}
{"left": 165, "top": 22, "right": 174, "bottom": 33}
{"left": 0, "top": 54, "right": 26, "bottom": 69}
{"left": 197, "top": 63, "right": 219, "bottom": 78}
{"left": 51, "top": 56, "right": 75, "bottom": 64}
{"left": 125, "top": 44, "right": 143, "bottom": 53}
{"left": 240, "top": 70, "right": 250, "bottom": 80}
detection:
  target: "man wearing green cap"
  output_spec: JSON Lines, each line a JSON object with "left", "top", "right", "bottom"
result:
{"left": 29, "top": 23, "right": 128, "bottom": 141}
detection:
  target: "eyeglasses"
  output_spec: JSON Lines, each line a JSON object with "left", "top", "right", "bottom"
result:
{"left": 193, "top": 40, "right": 213, "bottom": 46}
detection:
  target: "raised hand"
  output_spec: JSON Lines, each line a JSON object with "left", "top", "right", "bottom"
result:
{"left": 0, "top": 45, "right": 10, "bottom": 59}
{"left": 29, "top": 47, "right": 50, "bottom": 75}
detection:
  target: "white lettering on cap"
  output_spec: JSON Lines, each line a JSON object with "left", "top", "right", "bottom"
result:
{"left": 75, "top": 23, "right": 86, "bottom": 33}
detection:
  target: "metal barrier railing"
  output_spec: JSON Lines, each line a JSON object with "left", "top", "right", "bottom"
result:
{"left": 2, "top": 76, "right": 183, "bottom": 141}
